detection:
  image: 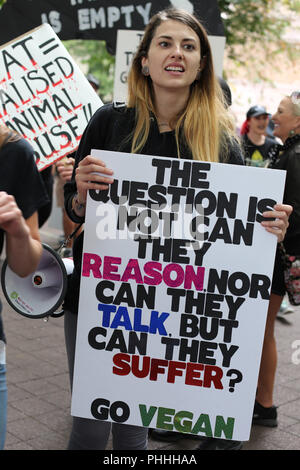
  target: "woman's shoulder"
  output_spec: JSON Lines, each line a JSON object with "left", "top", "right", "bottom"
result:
{"left": 280, "top": 136, "right": 300, "bottom": 160}
{"left": 285, "top": 136, "right": 300, "bottom": 154}
{"left": 91, "top": 102, "right": 134, "bottom": 122}
{"left": 0, "top": 136, "right": 35, "bottom": 164}
{"left": 274, "top": 136, "right": 300, "bottom": 170}
{"left": 222, "top": 136, "right": 245, "bottom": 166}
{"left": 284, "top": 138, "right": 300, "bottom": 168}
{"left": 84, "top": 103, "right": 136, "bottom": 148}
{"left": 85, "top": 103, "right": 134, "bottom": 139}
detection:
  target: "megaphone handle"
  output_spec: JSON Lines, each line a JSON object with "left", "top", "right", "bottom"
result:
{"left": 43, "top": 309, "right": 65, "bottom": 321}
{"left": 57, "top": 223, "right": 83, "bottom": 255}
{"left": 50, "top": 310, "right": 65, "bottom": 318}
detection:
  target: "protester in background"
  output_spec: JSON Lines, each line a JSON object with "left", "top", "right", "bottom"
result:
{"left": 253, "top": 91, "right": 300, "bottom": 428}
{"left": 241, "top": 106, "right": 293, "bottom": 316}
{"left": 87, "top": 73, "right": 100, "bottom": 94}
{"left": 38, "top": 166, "right": 54, "bottom": 228}
{"left": 240, "top": 105, "right": 278, "bottom": 166}
{"left": 55, "top": 154, "right": 78, "bottom": 257}
{"left": 63, "top": 8, "right": 291, "bottom": 451}
{"left": 0, "top": 124, "right": 48, "bottom": 450}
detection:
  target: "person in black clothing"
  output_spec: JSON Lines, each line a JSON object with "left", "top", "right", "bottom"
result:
{"left": 55, "top": 154, "right": 80, "bottom": 256}
{"left": 240, "top": 105, "right": 278, "bottom": 166}
{"left": 38, "top": 165, "right": 54, "bottom": 228}
{"left": 253, "top": 91, "right": 300, "bottom": 428}
{"left": 0, "top": 124, "right": 48, "bottom": 450}
{"left": 241, "top": 105, "right": 292, "bottom": 318}
{"left": 87, "top": 73, "right": 100, "bottom": 94}
{"left": 64, "top": 8, "right": 291, "bottom": 451}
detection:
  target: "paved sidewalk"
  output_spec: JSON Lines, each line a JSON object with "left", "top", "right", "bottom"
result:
{"left": 2, "top": 234, "right": 300, "bottom": 451}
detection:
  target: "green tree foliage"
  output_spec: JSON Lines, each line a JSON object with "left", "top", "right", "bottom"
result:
{"left": 63, "top": 39, "right": 115, "bottom": 102}
{"left": 218, "top": 0, "right": 300, "bottom": 62}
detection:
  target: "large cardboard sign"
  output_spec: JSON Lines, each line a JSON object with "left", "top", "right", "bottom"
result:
{"left": 113, "top": 30, "right": 226, "bottom": 103}
{"left": 71, "top": 150, "right": 285, "bottom": 441}
{"left": 0, "top": 24, "right": 102, "bottom": 171}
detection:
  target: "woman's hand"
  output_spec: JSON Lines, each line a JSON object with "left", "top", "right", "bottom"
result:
{"left": 0, "top": 191, "right": 29, "bottom": 239}
{"left": 56, "top": 157, "right": 75, "bottom": 182}
{"left": 75, "top": 155, "right": 114, "bottom": 204}
{"left": 260, "top": 203, "right": 293, "bottom": 243}
{"left": 0, "top": 192, "right": 42, "bottom": 277}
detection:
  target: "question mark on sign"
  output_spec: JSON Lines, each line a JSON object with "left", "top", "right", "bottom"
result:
{"left": 226, "top": 369, "right": 243, "bottom": 392}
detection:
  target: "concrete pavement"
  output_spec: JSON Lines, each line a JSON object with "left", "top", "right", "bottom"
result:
{"left": 2, "top": 231, "right": 300, "bottom": 451}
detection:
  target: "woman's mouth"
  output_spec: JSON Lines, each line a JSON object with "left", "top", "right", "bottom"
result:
{"left": 165, "top": 65, "right": 185, "bottom": 73}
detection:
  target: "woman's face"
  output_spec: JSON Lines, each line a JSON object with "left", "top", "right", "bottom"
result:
{"left": 141, "top": 19, "right": 201, "bottom": 97}
{"left": 272, "top": 97, "right": 299, "bottom": 142}
{"left": 248, "top": 114, "right": 269, "bottom": 135}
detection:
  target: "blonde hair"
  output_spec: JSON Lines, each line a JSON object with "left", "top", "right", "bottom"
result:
{"left": 127, "top": 8, "right": 237, "bottom": 163}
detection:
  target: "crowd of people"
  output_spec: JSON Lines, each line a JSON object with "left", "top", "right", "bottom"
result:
{"left": 0, "top": 6, "right": 299, "bottom": 452}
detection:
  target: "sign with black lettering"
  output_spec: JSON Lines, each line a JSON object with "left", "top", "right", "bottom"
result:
{"left": 0, "top": 1, "right": 224, "bottom": 54}
{"left": 71, "top": 149, "right": 286, "bottom": 441}
{"left": 0, "top": 24, "right": 102, "bottom": 170}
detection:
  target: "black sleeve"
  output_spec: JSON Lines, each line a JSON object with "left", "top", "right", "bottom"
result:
{"left": 222, "top": 138, "right": 245, "bottom": 166}
{"left": 38, "top": 165, "right": 54, "bottom": 228}
{"left": 0, "top": 139, "right": 49, "bottom": 220}
{"left": 279, "top": 146, "right": 300, "bottom": 241}
{"left": 64, "top": 104, "right": 112, "bottom": 222}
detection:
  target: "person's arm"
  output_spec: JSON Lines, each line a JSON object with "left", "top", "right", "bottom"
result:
{"left": 64, "top": 106, "right": 115, "bottom": 222}
{"left": 0, "top": 192, "right": 42, "bottom": 277}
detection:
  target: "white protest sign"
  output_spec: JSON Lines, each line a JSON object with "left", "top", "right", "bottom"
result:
{"left": 0, "top": 24, "right": 103, "bottom": 171}
{"left": 113, "top": 29, "right": 226, "bottom": 103}
{"left": 208, "top": 35, "right": 226, "bottom": 76}
{"left": 71, "top": 150, "right": 285, "bottom": 441}
{"left": 113, "top": 30, "right": 143, "bottom": 103}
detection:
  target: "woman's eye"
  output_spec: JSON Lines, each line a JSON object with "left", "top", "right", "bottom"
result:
{"left": 184, "top": 44, "right": 195, "bottom": 50}
{"left": 159, "top": 41, "right": 169, "bottom": 47}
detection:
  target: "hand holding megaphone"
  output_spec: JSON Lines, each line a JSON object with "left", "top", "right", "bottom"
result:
{"left": 1, "top": 244, "right": 73, "bottom": 319}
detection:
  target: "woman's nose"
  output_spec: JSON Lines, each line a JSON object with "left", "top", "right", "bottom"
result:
{"left": 171, "top": 44, "right": 183, "bottom": 58}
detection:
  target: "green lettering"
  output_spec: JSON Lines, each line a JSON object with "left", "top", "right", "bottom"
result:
{"left": 174, "top": 411, "right": 193, "bottom": 433}
{"left": 139, "top": 404, "right": 157, "bottom": 427}
{"left": 214, "top": 415, "right": 235, "bottom": 439}
{"left": 156, "top": 407, "right": 175, "bottom": 430}
{"left": 191, "top": 413, "right": 213, "bottom": 437}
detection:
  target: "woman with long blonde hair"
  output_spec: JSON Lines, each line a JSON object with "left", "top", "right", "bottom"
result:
{"left": 64, "top": 8, "right": 291, "bottom": 451}
{"left": 126, "top": 8, "right": 237, "bottom": 164}
{"left": 254, "top": 92, "right": 300, "bottom": 429}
